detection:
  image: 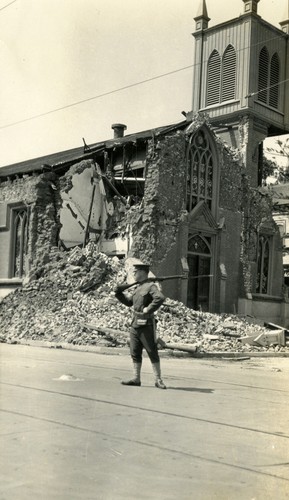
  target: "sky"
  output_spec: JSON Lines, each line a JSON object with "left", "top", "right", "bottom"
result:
{"left": 0, "top": 0, "right": 288, "bottom": 167}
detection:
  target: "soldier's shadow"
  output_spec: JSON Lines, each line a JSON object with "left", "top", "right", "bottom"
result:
{"left": 168, "top": 387, "right": 214, "bottom": 393}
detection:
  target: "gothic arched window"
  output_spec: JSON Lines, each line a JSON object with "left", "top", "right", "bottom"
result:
{"left": 221, "top": 45, "right": 236, "bottom": 102}
{"left": 256, "top": 235, "right": 271, "bottom": 294}
{"left": 188, "top": 234, "right": 211, "bottom": 254}
{"left": 269, "top": 52, "right": 280, "bottom": 109}
{"left": 187, "top": 129, "right": 214, "bottom": 212}
{"left": 206, "top": 50, "right": 221, "bottom": 106}
{"left": 258, "top": 47, "right": 269, "bottom": 104}
{"left": 13, "top": 208, "right": 28, "bottom": 278}
{"left": 187, "top": 234, "right": 212, "bottom": 311}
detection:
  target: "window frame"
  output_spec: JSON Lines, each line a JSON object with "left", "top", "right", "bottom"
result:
{"left": 269, "top": 52, "right": 280, "bottom": 108}
{"left": 257, "top": 46, "right": 280, "bottom": 110}
{"left": 206, "top": 50, "right": 221, "bottom": 106}
{"left": 206, "top": 45, "right": 237, "bottom": 107}
{"left": 186, "top": 128, "right": 218, "bottom": 216}
{"left": 255, "top": 233, "right": 273, "bottom": 295}
{"left": 221, "top": 44, "right": 237, "bottom": 103}
{"left": 9, "top": 204, "right": 29, "bottom": 279}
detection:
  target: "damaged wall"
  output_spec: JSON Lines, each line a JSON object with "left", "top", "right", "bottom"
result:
{"left": 0, "top": 115, "right": 286, "bottom": 322}
{"left": 217, "top": 145, "right": 243, "bottom": 313}
{"left": 127, "top": 132, "right": 187, "bottom": 278}
{"left": 59, "top": 159, "right": 108, "bottom": 248}
{"left": 0, "top": 171, "right": 61, "bottom": 280}
{"left": 240, "top": 178, "right": 284, "bottom": 298}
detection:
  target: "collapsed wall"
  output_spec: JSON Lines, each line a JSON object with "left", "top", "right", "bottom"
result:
{"left": 0, "top": 243, "right": 286, "bottom": 353}
{"left": 0, "top": 116, "right": 285, "bottom": 325}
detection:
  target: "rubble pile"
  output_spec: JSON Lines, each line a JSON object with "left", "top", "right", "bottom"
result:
{"left": 0, "top": 243, "right": 288, "bottom": 353}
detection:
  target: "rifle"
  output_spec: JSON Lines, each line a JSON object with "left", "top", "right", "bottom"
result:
{"left": 115, "top": 275, "right": 186, "bottom": 293}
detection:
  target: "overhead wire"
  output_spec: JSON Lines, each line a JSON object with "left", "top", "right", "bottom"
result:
{"left": 245, "top": 78, "right": 289, "bottom": 98}
{"left": 0, "top": 0, "right": 16, "bottom": 12}
{"left": 0, "top": 64, "right": 194, "bottom": 130}
{"left": 0, "top": 28, "right": 288, "bottom": 131}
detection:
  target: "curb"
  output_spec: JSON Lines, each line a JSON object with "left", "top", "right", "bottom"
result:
{"left": 2, "top": 339, "right": 289, "bottom": 358}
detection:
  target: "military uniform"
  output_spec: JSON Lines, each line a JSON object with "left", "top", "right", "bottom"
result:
{"left": 115, "top": 277, "right": 166, "bottom": 388}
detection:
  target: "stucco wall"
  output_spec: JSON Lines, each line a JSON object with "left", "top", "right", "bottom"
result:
{"left": 0, "top": 172, "right": 61, "bottom": 279}
{"left": 218, "top": 208, "right": 242, "bottom": 313}
{"left": 238, "top": 297, "right": 289, "bottom": 328}
{"left": 128, "top": 132, "right": 187, "bottom": 271}
{"left": 0, "top": 175, "right": 38, "bottom": 279}
{"left": 59, "top": 160, "right": 107, "bottom": 248}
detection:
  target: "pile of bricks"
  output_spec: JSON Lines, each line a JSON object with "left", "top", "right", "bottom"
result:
{"left": 0, "top": 243, "right": 288, "bottom": 353}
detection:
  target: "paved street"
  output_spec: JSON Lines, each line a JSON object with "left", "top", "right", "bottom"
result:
{"left": 1, "top": 344, "right": 289, "bottom": 500}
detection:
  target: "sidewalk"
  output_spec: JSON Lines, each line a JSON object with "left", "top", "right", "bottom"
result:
{"left": 3, "top": 338, "right": 289, "bottom": 358}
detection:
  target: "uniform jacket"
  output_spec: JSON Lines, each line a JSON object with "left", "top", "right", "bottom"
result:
{"left": 115, "top": 281, "right": 165, "bottom": 328}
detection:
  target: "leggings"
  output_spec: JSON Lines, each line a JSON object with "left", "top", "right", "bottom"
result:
{"left": 129, "top": 325, "right": 159, "bottom": 364}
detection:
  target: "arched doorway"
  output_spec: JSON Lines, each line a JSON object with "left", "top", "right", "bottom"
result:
{"left": 187, "top": 234, "right": 212, "bottom": 311}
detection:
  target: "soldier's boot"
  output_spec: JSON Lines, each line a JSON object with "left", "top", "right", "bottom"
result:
{"left": 152, "top": 362, "right": 167, "bottom": 389}
{"left": 121, "top": 362, "right": 142, "bottom": 386}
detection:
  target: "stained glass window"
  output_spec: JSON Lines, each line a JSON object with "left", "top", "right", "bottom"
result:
{"left": 256, "top": 235, "right": 271, "bottom": 294}
{"left": 188, "top": 234, "right": 211, "bottom": 254}
{"left": 187, "top": 130, "right": 214, "bottom": 211}
{"left": 13, "top": 208, "right": 28, "bottom": 278}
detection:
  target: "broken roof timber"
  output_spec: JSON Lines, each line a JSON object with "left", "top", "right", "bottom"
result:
{"left": 0, "top": 119, "right": 187, "bottom": 179}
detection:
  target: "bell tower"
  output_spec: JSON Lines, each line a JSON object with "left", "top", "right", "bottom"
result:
{"left": 191, "top": 0, "right": 289, "bottom": 187}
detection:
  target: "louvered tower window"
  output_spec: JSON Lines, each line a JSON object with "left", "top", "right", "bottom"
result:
{"left": 258, "top": 47, "right": 269, "bottom": 103}
{"left": 269, "top": 53, "right": 280, "bottom": 109}
{"left": 221, "top": 45, "right": 236, "bottom": 102}
{"left": 206, "top": 50, "right": 221, "bottom": 106}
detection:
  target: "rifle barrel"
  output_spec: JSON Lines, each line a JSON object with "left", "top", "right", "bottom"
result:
{"left": 122, "top": 275, "right": 186, "bottom": 290}
{"left": 154, "top": 275, "right": 186, "bottom": 281}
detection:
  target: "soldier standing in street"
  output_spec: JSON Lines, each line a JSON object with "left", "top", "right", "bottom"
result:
{"left": 115, "top": 262, "right": 167, "bottom": 389}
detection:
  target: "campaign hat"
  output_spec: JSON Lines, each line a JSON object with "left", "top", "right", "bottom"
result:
{"left": 131, "top": 259, "right": 150, "bottom": 273}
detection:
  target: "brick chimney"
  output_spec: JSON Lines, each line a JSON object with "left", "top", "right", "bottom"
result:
{"left": 111, "top": 123, "right": 127, "bottom": 139}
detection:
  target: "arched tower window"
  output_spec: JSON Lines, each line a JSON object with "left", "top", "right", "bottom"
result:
{"left": 186, "top": 129, "right": 214, "bottom": 212}
{"left": 206, "top": 50, "right": 221, "bottom": 106}
{"left": 221, "top": 45, "right": 236, "bottom": 102}
{"left": 269, "top": 52, "right": 280, "bottom": 109}
{"left": 258, "top": 47, "right": 269, "bottom": 104}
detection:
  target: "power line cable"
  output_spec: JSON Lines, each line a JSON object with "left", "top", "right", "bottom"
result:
{"left": 0, "top": 30, "right": 287, "bottom": 131}
{"left": 245, "top": 78, "right": 289, "bottom": 98}
{"left": 0, "top": 64, "right": 194, "bottom": 130}
{"left": 0, "top": 0, "right": 16, "bottom": 12}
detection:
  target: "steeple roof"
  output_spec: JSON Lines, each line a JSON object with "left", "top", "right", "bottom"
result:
{"left": 194, "top": 0, "right": 210, "bottom": 21}
{"left": 279, "top": 1, "right": 289, "bottom": 34}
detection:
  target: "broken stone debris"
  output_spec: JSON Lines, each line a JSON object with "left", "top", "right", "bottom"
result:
{"left": 0, "top": 242, "right": 288, "bottom": 354}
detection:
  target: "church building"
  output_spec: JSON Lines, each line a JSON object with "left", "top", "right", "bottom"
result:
{"left": 0, "top": 0, "right": 289, "bottom": 325}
